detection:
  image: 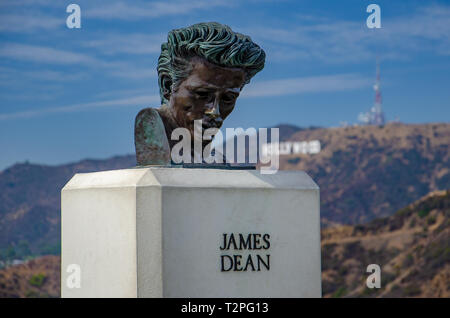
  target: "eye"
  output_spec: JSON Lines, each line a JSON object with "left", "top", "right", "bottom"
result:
{"left": 222, "top": 93, "right": 238, "bottom": 103}
{"left": 195, "top": 90, "right": 210, "bottom": 99}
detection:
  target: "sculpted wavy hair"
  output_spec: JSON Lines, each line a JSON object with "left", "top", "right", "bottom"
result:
{"left": 157, "top": 22, "right": 266, "bottom": 105}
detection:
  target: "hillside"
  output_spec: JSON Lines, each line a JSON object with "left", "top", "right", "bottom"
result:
{"left": 280, "top": 122, "right": 449, "bottom": 224}
{"left": 0, "top": 155, "right": 136, "bottom": 258}
{"left": 1, "top": 190, "right": 447, "bottom": 298}
{"left": 321, "top": 190, "right": 450, "bottom": 298}
{"left": 0, "top": 255, "right": 60, "bottom": 298}
{"left": 0, "top": 123, "right": 448, "bottom": 258}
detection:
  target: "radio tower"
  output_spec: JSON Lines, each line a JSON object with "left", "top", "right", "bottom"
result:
{"left": 372, "top": 59, "right": 385, "bottom": 125}
{"left": 358, "top": 59, "right": 386, "bottom": 125}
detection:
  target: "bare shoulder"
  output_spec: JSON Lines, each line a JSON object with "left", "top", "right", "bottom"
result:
{"left": 134, "top": 107, "right": 170, "bottom": 165}
{"left": 135, "top": 107, "right": 162, "bottom": 125}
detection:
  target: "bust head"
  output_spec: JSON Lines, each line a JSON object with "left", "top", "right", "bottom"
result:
{"left": 157, "top": 22, "right": 265, "bottom": 141}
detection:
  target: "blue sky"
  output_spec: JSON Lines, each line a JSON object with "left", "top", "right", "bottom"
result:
{"left": 0, "top": 0, "right": 449, "bottom": 170}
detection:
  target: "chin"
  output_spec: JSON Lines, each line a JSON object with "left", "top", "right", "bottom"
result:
{"left": 203, "top": 120, "right": 222, "bottom": 130}
{"left": 202, "top": 125, "right": 220, "bottom": 131}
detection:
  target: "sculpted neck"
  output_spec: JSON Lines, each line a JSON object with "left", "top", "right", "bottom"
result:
{"left": 157, "top": 104, "right": 214, "bottom": 161}
{"left": 157, "top": 104, "right": 179, "bottom": 148}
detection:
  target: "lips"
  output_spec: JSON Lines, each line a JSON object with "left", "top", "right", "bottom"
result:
{"left": 202, "top": 123, "right": 216, "bottom": 130}
{"left": 202, "top": 118, "right": 223, "bottom": 130}
{"left": 190, "top": 119, "right": 222, "bottom": 141}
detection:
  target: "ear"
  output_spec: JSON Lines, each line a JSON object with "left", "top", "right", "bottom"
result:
{"left": 161, "top": 75, "right": 172, "bottom": 102}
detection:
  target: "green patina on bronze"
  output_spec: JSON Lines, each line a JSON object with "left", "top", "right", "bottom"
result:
{"left": 134, "top": 22, "right": 265, "bottom": 166}
{"left": 157, "top": 22, "right": 266, "bottom": 105}
{"left": 134, "top": 108, "right": 170, "bottom": 165}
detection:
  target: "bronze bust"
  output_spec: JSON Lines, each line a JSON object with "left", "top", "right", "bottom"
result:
{"left": 135, "top": 22, "right": 265, "bottom": 165}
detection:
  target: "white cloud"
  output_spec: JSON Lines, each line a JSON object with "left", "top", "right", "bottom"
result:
{"left": 0, "top": 0, "right": 64, "bottom": 32}
{"left": 0, "top": 0, "right": 236, "bottom": 33}
{"left": 82, "top": 33, "right": 165, "bottom": 55}
{"left": 0, "top": 95, "right": 160, "bottom": 120}
{"left": 0, "top": 14, "right": 62, "bottom": 32}
{"left": 0, "top": 43, "right": 157, "bottom": 80}
{"left": 110, "top": 69, "right": 157, "bottom": 79}
{"left": 0, "top": 72, "right": 370, "bottom": 120}
{"left": 383, "top": 5, "right": 450, "bottom": 56}
{"left": 0, "top": 43, "right": 99, "bottom": 65}
{"left": 243, "top": 4, "right": 450, "bottom": 63}
{"left": 241, "top": 74, "right": 371, "bottom": 98}
{"left": 85, "top": 0, "right": 236, "bottom": 20}
{"left": 0, "top": 66, "right": 86, "bottom": 82}
{"left": 0, "top": 0, "right": 58, "bottom": 7}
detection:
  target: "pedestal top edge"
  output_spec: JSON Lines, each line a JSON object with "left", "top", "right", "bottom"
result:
{"left": 62, "top": 167, "right": 319, "bottom": 191}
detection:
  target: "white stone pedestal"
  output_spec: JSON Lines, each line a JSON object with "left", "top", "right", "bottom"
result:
{"left": 61, "top": 167, "right": 321, "bottom": 298}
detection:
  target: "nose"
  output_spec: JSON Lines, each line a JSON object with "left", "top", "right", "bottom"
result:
{"left": 204, "top": 98, "right": 220, "bottom": 118}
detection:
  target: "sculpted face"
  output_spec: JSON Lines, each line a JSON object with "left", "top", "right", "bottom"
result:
{"left": 167, "top": 57, "right": 246, "bottom": 144}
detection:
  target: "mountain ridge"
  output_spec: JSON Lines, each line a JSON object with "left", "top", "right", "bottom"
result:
{"left": 1, "top": 190, "right": 447, "bottom": 298}
{"left": 0, "top": 122, "right": 448, "bottom": 258}
{"left": 321, "top": 189, "right": 449, "bottom": 297}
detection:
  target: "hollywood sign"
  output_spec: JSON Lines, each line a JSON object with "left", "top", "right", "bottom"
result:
{"left": 261, "top": 140, "right": 321, "bottom": 157}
